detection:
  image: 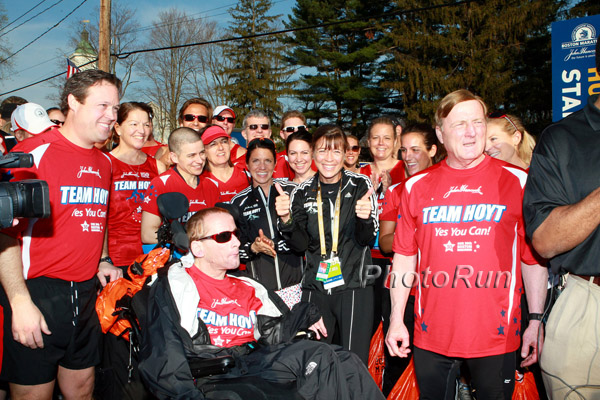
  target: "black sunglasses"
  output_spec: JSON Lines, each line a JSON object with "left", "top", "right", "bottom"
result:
{"left": 50, "top": 119, "right": 64, "bottom": 125}
{"left": 197, "top": 229, "right": 239, "bottom": 243}
{"left": 488, "top": 112, "right": 518, "bottom": 132}
{"left": 215, "top": 115, "right": 235, "bottom": 123}
{"left": 284, "top": 125, "right": 306, "bottom": 133}
{"left": 183, "top": 114, "right": 209, "bottom": 123}
{"left": 247, "top": 124, "right": 269, "bottom": 130}
{"left": 347, "top": 145, "right": 360, "bottom": 152}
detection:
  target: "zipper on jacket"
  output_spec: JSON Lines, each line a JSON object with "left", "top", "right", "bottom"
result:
{"left": 258, "top": 186, "right": 282, "bottom": 290}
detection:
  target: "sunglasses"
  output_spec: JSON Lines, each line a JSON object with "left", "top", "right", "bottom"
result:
{"left": 183, "top": 114, "right": 209, "bottom": 123}
{"left": 197, "top": 229, "right": 239, "bottom": 243}
{"left": 247, "top": 124, "right": 269, "bottom": 131}
{"left": 215, "top": 115, "right": 235, "bottom": 123}
{"left": 284, "top": 125, "right": 306, "bottom": 133}
{"left": 50, "top": 119, "right": 64, "bottom": 125}
{"left": 488, "top": 112, "right": 518, "bottom": 132}
{"left": 347, "top": 145, "right": 360, "bottom": 152}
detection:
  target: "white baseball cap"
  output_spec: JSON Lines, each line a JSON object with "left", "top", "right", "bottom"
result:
{"left": 212, "top": 105, "right": 236, "bottom": 119}
{"left": 11, "top": 103, "right": 57, "bottom": 135}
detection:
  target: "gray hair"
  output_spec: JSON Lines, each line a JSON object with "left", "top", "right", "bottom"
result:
{"left": 242, "top": 109, "right": 270, "bottom": 129}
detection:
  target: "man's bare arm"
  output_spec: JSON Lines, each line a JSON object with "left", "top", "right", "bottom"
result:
{"left": 385, "top": 253, "right": 417, "bottom": 358}
{"left": 141, "top": 211, "right": 161, "bottom": 244}
{"left": 520, "top": 261, "right": 548, "bottom": 367}
{"left": 378, "top": 220, "right": 396, "bottom": 254}
{"left": 0, "top": 232, "right": 51, "bottom": 348}
{"left": 531, "top": 187, "right": 600, "bottom": 258}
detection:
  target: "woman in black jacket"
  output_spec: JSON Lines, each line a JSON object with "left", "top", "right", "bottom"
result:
{"left": 276, "top": 125, "right": 378, "bottom": 364}
{"left": 229, "top": 138, "right": 303, "bottom": 308}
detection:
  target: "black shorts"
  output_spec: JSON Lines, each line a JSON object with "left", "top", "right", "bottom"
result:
{"left": 0, "top": 276, "right": 102, "bottom": 385}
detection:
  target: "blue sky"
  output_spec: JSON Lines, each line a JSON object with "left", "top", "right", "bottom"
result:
{"left": 0, "top": 0, "right": 296, "bottom": 108}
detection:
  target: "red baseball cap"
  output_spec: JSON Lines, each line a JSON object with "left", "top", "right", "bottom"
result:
{"left": 201, "top": 125, "right": 230, "bottom": 145}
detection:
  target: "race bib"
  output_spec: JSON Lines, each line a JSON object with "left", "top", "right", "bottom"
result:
{"left": 323, "top": 257, "right": 345, "bottom": 290}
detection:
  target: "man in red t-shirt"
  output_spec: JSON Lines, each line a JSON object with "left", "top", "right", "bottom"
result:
{"left": 141, "top": 127, "right": 220, "bottom": 244}
{"left": 0, "top": 70, "right": 122, "bottom": 399}
{"left": 138, "top": 207, "right": 385, "bottom": 399}
{"left": 385, "top": 90, "right": 547, "bottom": 400}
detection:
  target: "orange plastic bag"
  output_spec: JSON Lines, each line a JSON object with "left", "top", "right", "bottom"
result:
{"left": 96, "top": 247, "right": 170, "bottom": 338}
{"left": 512, "top": 370, "right": 539, "bottom": 400}
{"left": 387, "top": 358, "right": 419, "bottom": 400}
{"left": 368, "top": 321, "right": 386, "bottom": 389}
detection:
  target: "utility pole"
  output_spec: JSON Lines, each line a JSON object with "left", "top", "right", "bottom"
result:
{"left": 98, "top": 0, "right": 111, "bottom": 72}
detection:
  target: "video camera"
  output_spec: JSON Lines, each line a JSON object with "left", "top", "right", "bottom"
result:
{"left": 0, "top": 152, "right": 50, "bottom": 229}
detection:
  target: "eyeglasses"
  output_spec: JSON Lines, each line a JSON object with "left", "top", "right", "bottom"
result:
{"left": 183, "top": 114, "right": 209, "bottom": 123}
{"left": 247, "top": 124, "right": 269, "bottom": 131}
{"left": 347, "top": 145, "right": 360, "bottom": 153}
{"left": 488, "top": 112, "right": 518, "bottom": 132}
{"left": 197, "top": 229, "right": 239, "bottom": 243}
{"left": 215, "top": 115, "right": 235, "bottom": 123}
{"left": 50, "top": 119, "right": 64, "bottom": 126}
{"left": 284, "top": 125, "right": 306, "bottom": 133}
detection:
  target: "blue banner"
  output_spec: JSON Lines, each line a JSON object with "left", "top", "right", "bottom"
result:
{"left": 552, "top": 15, "right": 600, "bottom": 122}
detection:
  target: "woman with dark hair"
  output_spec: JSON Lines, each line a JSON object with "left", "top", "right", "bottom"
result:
{"left": 105, "top": 102, "right": 167, "bottom": 270}
{"left": 285, "top": 129, "right": 316, "bottom": 184}
{"left": 99, "top": 101, "right": 166, "bottom": 400}
{"left": 344, "top": 134, "right": 361, "bottom": 173}
{"left": 229, "top": 138, "right": 303, "bottom": 307}
{"left": 276, "top": 125, "right": 378, "bottom": 364}
{"left": 178, "top": 97, "right": 212, "bottom": 132}
{"left": 200, "top": 125, "right": 249, "bottom": 201}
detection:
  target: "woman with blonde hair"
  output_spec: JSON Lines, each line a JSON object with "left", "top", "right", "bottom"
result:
{"left": 485, "top": 112, "right": 536, "bottom": 168}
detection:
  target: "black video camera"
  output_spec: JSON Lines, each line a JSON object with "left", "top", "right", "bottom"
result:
{"left": 0, "top": 153, "right": 50, "bottom": 229}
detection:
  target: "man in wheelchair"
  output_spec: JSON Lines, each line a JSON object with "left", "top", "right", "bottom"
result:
{"left": 137, "top": 207, "right": 384, "bottom": 399}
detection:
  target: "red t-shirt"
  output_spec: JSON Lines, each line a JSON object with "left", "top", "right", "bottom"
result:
{"left": 187, "top": 267, "right": 263, "bottom": 348}
{"left": 141, "top": 143, "right": 166, "bottom": 158}
{"left": 202, "top": 164, "right": 250, "bottom": 202}
{"left": 230, "top": 143, "right": 246, "bottom": 167}
{"left": 361, "top": 160, "right": 405, "bottom": 259}
{"left": 392, "top": 157, "right": 537, "bottom": 358}
{"left": 273, "top": 151, "right": 294, "bottom": 180}
{"left": 142, "top": 168, "right": 220, "bottom": 223}
{"left": 107, "top": 154, "right": 160, "bottom": 266}
{"left": 3, "top": 128, "right": 112, "bottom": 281}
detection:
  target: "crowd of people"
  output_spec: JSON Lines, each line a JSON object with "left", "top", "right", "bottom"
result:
{"left": 0, "top": 41, "right": 598, "bottom": 400}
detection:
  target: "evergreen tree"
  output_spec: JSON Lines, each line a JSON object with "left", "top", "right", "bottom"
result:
{"left": 283, "top": 0, "right": 392, "bottom": 134}
{"left": 221, "top": 0, "right": 291, "bottom": 117}
{"left": 382, "top": 0, "right": 566, "bottom": 133}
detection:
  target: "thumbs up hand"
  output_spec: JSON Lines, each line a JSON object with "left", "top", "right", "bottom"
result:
{"left": 355, "top": 187, "right": 374, "bottom": 219}
{"left": 274, "top": 182, "right": 291, "bottom": 223}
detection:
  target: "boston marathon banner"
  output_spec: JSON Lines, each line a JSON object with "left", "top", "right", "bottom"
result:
{"left": 552, "top": 14, "right": 600, "bottom": 122}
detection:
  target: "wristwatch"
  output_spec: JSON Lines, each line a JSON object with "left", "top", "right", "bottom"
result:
{"left": 99, "top": 256, "right": 114, "bottom": 265}
{"left": 528, "top": 313, "right": 544, "bottom": 321}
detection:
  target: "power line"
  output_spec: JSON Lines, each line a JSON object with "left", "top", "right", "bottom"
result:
{"left": 0, "top": 0, "right": 478, "bottom": 96}
{"left": 0, "top": 0, "right": 48, "bottom": 33}
{"left": 0, "top": 58, "right": 97, "bottom": 96}
{"left": 0, "top": 0, "right": 66, "bottom": 39}
{"left": 0, "top": 0, "right": 88, "bottom": 64}
{"left": 114, "top": 0, "right": 478, "bottom": 59}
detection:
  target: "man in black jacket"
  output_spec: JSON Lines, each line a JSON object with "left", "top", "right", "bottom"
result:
{"left": 137, "top": 207, "right": 384, "bottom": 400}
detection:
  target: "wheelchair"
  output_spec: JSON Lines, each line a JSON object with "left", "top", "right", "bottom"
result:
{"left": 98, "top": 193, "right": 313, "bottom": 400}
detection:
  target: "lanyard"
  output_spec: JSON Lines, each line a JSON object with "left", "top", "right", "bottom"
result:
{"left": 317, "top": 179, "right": 342, "bottom": 258}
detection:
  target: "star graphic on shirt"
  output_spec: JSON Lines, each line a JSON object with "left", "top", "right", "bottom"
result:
{"left": 497, "top": 325, "right": 505, "bottom": 335}
{"left": 212, "top": 336, "right": 224, "bottom": 347}
{"left": 136, "top": 206, "right": 142, "bottom": 213}
{"left": 500, "top": 309, "right": 506, "bottom": 317}
{"left": 421, "top": 322, "right": 428, "bottom": 332}
{"left": 81, "top": 221, "right": 89, "bottom": 232}
{"left": 443, "top": 240, "right": 455, "bottom": 252}
{"left": 513, "top": 317, "right": 518, "bottom": 324}
{"left": 515, "top": 329, "right": 520, "bottom": 336}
